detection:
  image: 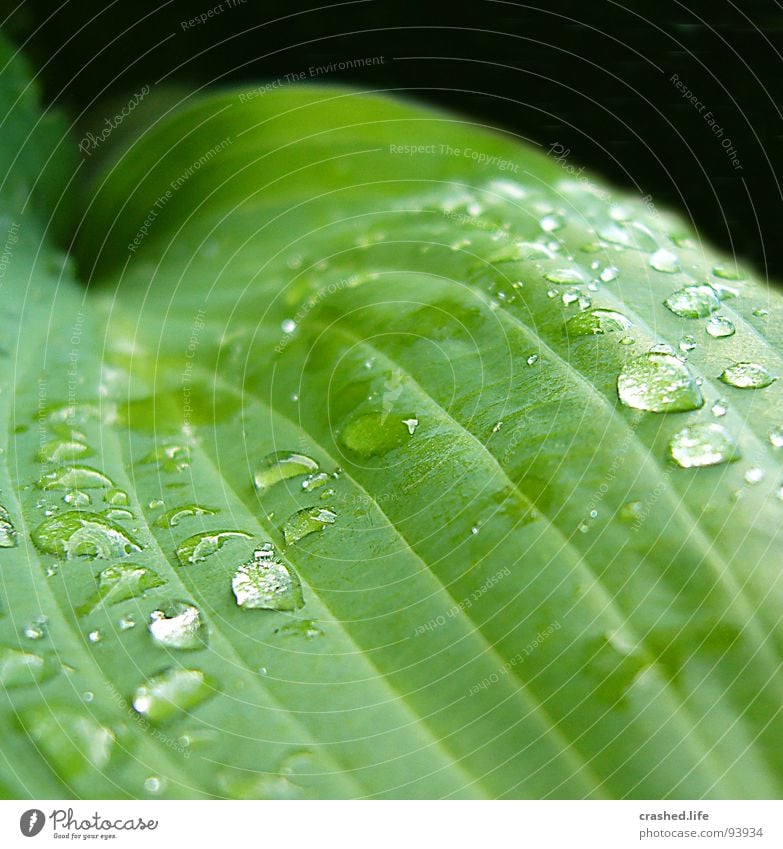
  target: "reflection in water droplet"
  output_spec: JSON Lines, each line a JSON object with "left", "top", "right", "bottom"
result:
{"left": 0, "top": 646, "right": 54, "bottom": 687}
{"left": 649, "top": 248, "right": 680, "bottom": 273}
{"left": 617, "top": 352, "right": 704, "bottom": 413}
{"left": 176, "top": 531, "right": 251, "bottom": 565}
{"left": 566, "top": 308, "right": 633, "bottom": 336}
{"left": 719, "top": 362, "right": 778, "bottom": 389}
{"left": 253, "top": 451, "right": 319, "bottom": 491}
{"left": 133, "top": 668, "right": 212, "bottom": 723}
{"left": 663, "top": 284, "right": 720, "bottom": 318}
{"left": 154, "top": 504, "right": 217, "bottom": 528}
{"left": 32, "top": 512, "right": 142, "bottom": 560}
{"left": 669, "top": 422, "right": 741, "bottom": 468}
{"left": 705, "top": 316, "right": 735, "bottom": 338}
{"left": 25, "top": 707, "right": 114, "bottom": 778}
{"left": 282, "top": 507, "right": 337, "bottom": 545}
{"left": 232, "top": 543, "right": 304, "bottom": 611}
{"left": 149, "top": 601, "right": 207, "bottom": 650}
{"left": 37, "top": 465, "right": 114, "bottom": 490}
{"left": 0, "top": 506, "right": 17, "bottom": 548}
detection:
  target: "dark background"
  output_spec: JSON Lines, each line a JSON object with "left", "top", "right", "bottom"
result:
{"left": 7, "top": 0, "right": 783, "bottom": 279}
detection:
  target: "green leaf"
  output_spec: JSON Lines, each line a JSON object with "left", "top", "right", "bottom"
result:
{"left": 2, "top": 34, "right": 783, "bottom": 799}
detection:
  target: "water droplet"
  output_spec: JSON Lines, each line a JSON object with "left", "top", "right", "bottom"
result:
{"left": 544, "top": 268, "right": 584, "bottom": 285}
{"left": 618, "top": 335, "right": 636, "bottom": 346}
{"left": 711, "top": 398, "right": 729, "bottom": 417}
{"left": 0, "top": 646, "right": 54, "bottom": 687}
{"left": 745, "top": 467, "right": 765, "bottom": 485}
{"left": 144, "top": 776, "right": 165, "bottom": 795}
{"left": 282, "top": 507, "right": 337, "bottom": 545}
{"left": 752, "top": 308, "right": 769, "bottom": 318}
{"left": 618, "top": 501, "right": 644, "bottom": 523}
{"left": 599, "top": 266, "right": 619, "bottom": 283}
{"left": 133, "top": 668, "right": 212, "bottom": 723}
{"left": 617, "top": 352, "right": 704, "bottom": 413}
{"left": 679, "top": 335, "right": 697, "bottom": 353}
{"left": 705, "top": 316, "right": 735, "bottom": 338}
{"left": 281, "top": 319, "right": 296, "bottom": 334}
{"left": 149, "top": 601, "right": 207, "bottom": 650}
{"left": 0, "top": 506, "right": 17, "bottom": 548}
{"left": 649, "top": 248, "right": 680, "bottom": 273}
{"left": 63, "top": 490, "right": 91, "bottom": 507}
{"left": 37, "top": 440, "right": 93, "bottom": 464}
{"left": 540, "top": 214, "right": 562, "bottom": 232}
{"left": 154, "top": 504, "right": 217, "bottom": 528}
{"left": 669, "top": 422, "right": 741, "bottom": 468}
{"left": 402, "top": 417, "right": 419, "bottom": 435}
{"left": 176, "top": 530, "right": 251, "bottom": 565}
{"left": 719, "top": 362, "right": 778, "bottom": 389}
{"left": 274, "top": 619, "right": 323, "bottom": 639}
{"left": 106, "top": 489, "right": 129, "bottom": 506}
{"left": 769, "top": 426, "right": 783, "bottom": 448}
{"left": 139, "top": 444, "right": 190, "bottom": 473}
{"left": 301, "top": 473, "right": 331, "bottom": 492}
{"left": 526, "top": 354, "right": 539, "bottom": 366}
{"left": 24, "top": 707, "right": 114, "bottom": 777}
{"left": 712, "top": 264, "right": 745, "bottom": 281}
{"left": 148, "top": 499, "right": 165, "bottom": 510}
{"left": 232, "top": 543, "right": 304, "bottom": 611}
{"left": 566, "top": 308, "right": 633, "bottom": 337}
{"left": 119, "top": 615, "right": 137, "bottom": 631}
{"left": 88, "top": 629, "right": 102, "bottom": 643}
{"left": 339, "top": 412, "right": 410, "bottom": 458}
{"left": 77, "top": 565, "right": 164, "bottom": 616}
{"left": 32, "top": 512, "right": 142, "bottom": 560}
{"left": 103, "top": 507, "right": 133, "bottom": 521}
{"left": 37, "top": 465, "right": 114, "bottom": 490}
{"left": 663, "top": 284, "right": 720, "bottom": 318}
{"left": 253, "top": 451, "right": 319, "bottom": 491}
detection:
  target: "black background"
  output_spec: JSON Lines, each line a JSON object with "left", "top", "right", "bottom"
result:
{"left": 8, "top": 0, "right": 783, "bottom": 280}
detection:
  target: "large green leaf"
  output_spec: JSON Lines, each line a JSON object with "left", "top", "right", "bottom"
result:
{"left": 2, "top": 35, "right": 783, "bottom": 799}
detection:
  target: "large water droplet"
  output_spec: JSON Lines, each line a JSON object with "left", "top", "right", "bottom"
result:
{"left": 232, "top": 543, "right": 304, "bottom": 611}
{"left": 617, "top": 352, "right": 704, "bottom": 413}
{"left": 253, "top": 451, "right": 319, "bottom": 491}
{"left": 176, "top": 530, "right": 251, "bottom": 565}
{"left": 669, "top": 422, "right": 741, "bottom": 468}
{"left": 649, "top": 248, "right": 680, "bottom": 273}
{"left": 32, "top": 512, "right": 142, "bottom": 559}
{"left": 719, "top": 362, "right": 778, "bottom": 389}
{"left": 339, "top": 412, "right": 409, "bottom": 457}
{"left": 282, "top": 507, "right": 337, "bottom": 545}
{"left": 663, "top": 284, "right": 720, "bottom": 318}
{"left": 133, "top": 668, "right": 212, "bottom": 723}
{"left": 36, "top": 465, "right": 114, "bottom": 490}
{"left": 0, "top": 646, "right": 55, "bottom": 687}
{"left": 153, "top": 504, "right": 217, "bottom": 528}
{"left": 106, "top": 489, "right": 129, "bottom": 507}
{"left": 25, "top": 708, "right": 114, "bottom": 779}
{"left": 0, "top": 505, "right": 17, "bottom": 548}
{"left": 705, "top": 315, "right": 735, "bottom": 338}
{"left": 149, "top": 601, "right": 207, "bottom": 650}
{"left": 566, "top": 308, "right": 633, "bottom": 336}
{"left": 37, "top": 439, "right": 93, "bottom": 464}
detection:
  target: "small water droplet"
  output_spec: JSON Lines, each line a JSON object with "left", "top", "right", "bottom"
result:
{"left": 618, "top": 501, "right": 644, "bottom": 523}
{"left": 0, "top": 646, "right": 54, "bottom": 687}
{"left": 148, "top": 499, "right": 165, "bottom": 510}
{"left": 705, "top": 315, "right": 735, "bottom": 338}
{"left": 719, "top": 362, "right": 778, "bottom": 389}
{"left": 301, "top": 473, "right": 331, "bottom": 492}
{"left": 282, "top": 507, "right": 337, "bottom": 545}
{"left": 769, "top": 426, "right": 783, "bottom": 448}
{"left": 106, "top": 489, "right": 129, "bottom": 506}
{"left": 253, "top": 451, "right": 319, "bottom": 491}
{"left": 144, "top": 776, "right": 165, "bottom": 794}
{"left": 32, "top": 512, "right": 142, "bottom": 560}
{"left": 526, "top": 354, "right": 539, "bottom": 366}
{"left": 119, "top": 615, "right": 137, "bottom": 631}
{"left": 274, "top": 619, "right": 323, "bottom": 639}
{"left": 176, "top": 531, "right": 252, "bottom": 565}
{"left": 149, "top": 601, "right": 207, "bottom": 650}
{"left": 752, "top": 308, "right": 769, "bottom": 318}
{"left": 712, "top": 264, "right": 745, "bottom": 281}
{"left": 88, "top": 629, "right": 102, "bottom": 643}
{"left": 339, "top": 412, "right": 410, "bottom": 458}
{"left": 139, "top": 444, "right": 190, "bottom": 473}
{"left": 402, "top": 417, "right": 419, "bottom": 435}
{"left": 281, "top": 319, "right": 296, "bottom": 334}
{"left": 679, "top": 335, "right": 697, "bottom": 353}
{"left": 618, "top": 335, "right": 636, "bottom": 346}
{"left": 649, "top": 248, "right": 680, "bottom": 273}
{"left": 544, "top": 268, "right": 583, "bottom": 285}
{"left": 669, "top": 422, "right": 741, "bottom": 468}
{"left": 617, "top": 352, "right": 704, "bottom": 413}
{"left": 37, "top": 439, "right": 93, "bottom": 464}
{"left": 154, "top": 504, "right": 217, "bottom": 528}
{"left": 711, "top": 398, "right": 729, "bottom": 417}
{"left": 0, "top": 505, "right": 17, "bottom": 548}
{"left": 133, "top": 668, "right": 212, "bottom": 723}
{"left": 63, "top": 490, "right": 91, "bottom": 507}
{"left": 540, "top": 214, "right": 562, "bottom": 232}
{"left": 37, "top": 465, "right": 114, "bottom": 491}
{"left": 600, "top": 266, "right": 619, "bottom": 283}
{"left": 232, "top": 544, "right": 304, "bottom": 611}
{"left": 663, "top": 284, "right": 721, "bottom": 318}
